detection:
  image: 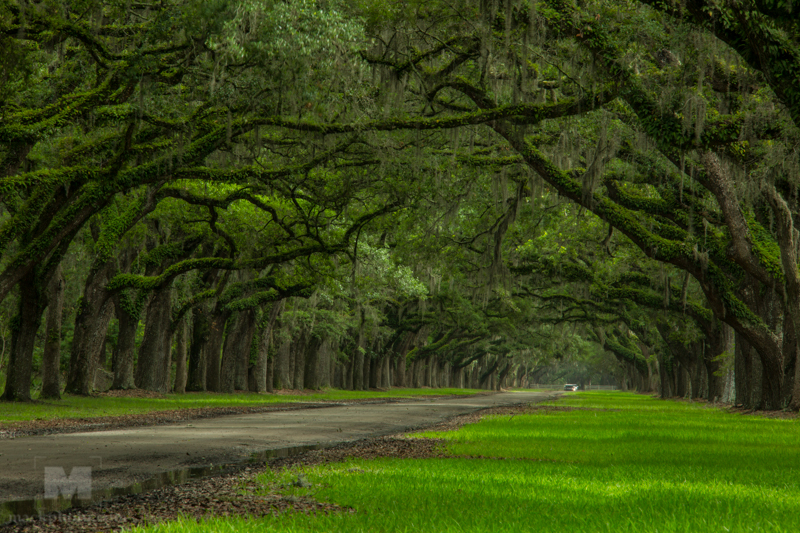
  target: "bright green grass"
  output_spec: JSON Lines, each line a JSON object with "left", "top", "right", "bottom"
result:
{"left": 0, "top": 388, "right": 481, "bottom": 424}
{"left": 133, "top": 392, "right": 800, "bottom": 533}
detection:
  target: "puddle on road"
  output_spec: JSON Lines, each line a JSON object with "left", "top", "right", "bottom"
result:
{"left": 0, "top": 443, "right": 324, "bottom": 526}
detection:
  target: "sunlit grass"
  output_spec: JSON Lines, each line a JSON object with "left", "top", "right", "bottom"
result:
{"left": 133, "top": 391, "right": 800, "bottom": 533}
{"left": 0, "top": 388, "right": 482, "bottom": 424}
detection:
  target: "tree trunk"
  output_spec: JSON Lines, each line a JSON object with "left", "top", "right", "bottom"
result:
{"left": 173, "top": 319, "right": 188, "bottom": 393}
{"left": 353, "top": 326, "right": 365, "bottom": 391}
{"left": 273, "top": 330, "right": 292, "bottom": 390}
{"left": 322, "top": 338, "right": 337, "bottom": 388}
{"left": 659, "top": 353, "right": 673, "bottom": 398}
{"left": 735, "top": 331, "right": 748, "bottom": 406}
{"left": 369, "top": 352, "right": 381, "bottom": 389}
{"left": 186, "top": 305, "right": 210, "bottom": 392}
{"left": 266, "top": 339, "right": 275, "bottom": 393}
{"left": 186, "top": 266, "right": 225, "bottom": 392}
{"left": 703, "top": 333, "right": 727, "bottom": 402}
{"left": 292, "top": 329, "right": 308, "bottom": 390}
{"left": 738, "top": 334, "right": 764, "bottom": 409}
{"left": 135, "top": 286, "right": 173, "bottom": 393}
{"left": 2, "top": 271, "right": 45, "bottom": 401}
{"left": 423, "top": 356, "right": 432, "bottom": 387}
{"left": 790, "top": 347, "right": 800, "bottom": 410}
{"left": 303, "top": 334, "right": 323, "bottom": 390}
{"left": 346, "top": 353, "right": 354, "bottom": 390}
{"left": 394, "top": 335, "right": 408, "bottom": 387}
{"left": 205, "top": 309, "right": 230, "bottom": 392}
{"left": 254, "top": 302, "right": 282, "bottom": 393}
{"left": 738, "top": 278, "right": 781, "bottom": 409}
{"left": 66, "top": 262, "right": 115, "bottom": 395}
{"left": 688, "top": 344, "right": 703, "bottom": 399}
{"left": 40, "top": 265, "right": 64, "bottom": 400}
{"left": 220, "top": 309, "right": 256, "bottom": 393}
{"left": 382, "top": 354, "right": 391, "bottom": 389}
{"left": 111, "top": 298, "right": 139, "bottom": 390}
{"left": 235, "top": 310, "right": 257, "bottom": 391}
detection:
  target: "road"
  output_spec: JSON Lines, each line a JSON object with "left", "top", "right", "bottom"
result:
{"left": 0, "top": 391, "right": 555, "bottom": 503}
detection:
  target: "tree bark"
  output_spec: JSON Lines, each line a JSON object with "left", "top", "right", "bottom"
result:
{"left": 186, "top": 305, "right": 210, "bottom": 392}
{"left": 791, "top": 345, "right": 800, "bottom": 411}
{"left": 254, "top": 302, "right": 282, "bottom": 393}
{"left": 286, "top": 329, "right": 303, "bottom": 390}
{"left": 254, "top": 323, "right": 272, "bottom": 393}
{"left": 40, "top": 265, "right": 64, "bottom": 400}
{"left": 235, "top": 310, "right": 257, "bottom": 391}
{"left": 205, "top": 309, "right": 231, "bottom": 392}
{"left": 353, "top": 332, "right": 365, "bottom": 391}
{"left": 381, "top": 354, "right": 391, "bottom": 389}
{"left": 369, "top": 353, "right": 381, "bottom": 389}
{"left": 659, "top": 353, "right": 673, "bottom": 398}
{"left": 273, "top": 327, "right": 292, "bottom": 389}
{"left": 303, "top": 334, "right": 323, "bottom": 390}
{"left": 173, "top": 319, "right": 188, "bottom": 393}
{"left": 393, "top": 334, "right": 409, "bottom": 387}
{"left": 220, "top": 309, "right": 256, "bottom": 393}
{"left": 423, "top": 356, "right": 432, "bottom": 387}
{"left": 735, "top": 331, "right": 748, "bottom": 405}
{"left": 266, "top": 339, "right": 275, "bottom": 393}
{"left": 2, "top": 271, "right": 45, "bottom": 401}
{"left": 111, "top": 297, "right": 139, "bottom": 390}
{"left": 66, "top": 261, "right": 115, "bottom": 395}
{"left": 321, "top": 338, "right": 336, "bottom": 388}
{"left": 135, "top": 286, "right": 173, "bottom": 393}
{"left": 346, "top": 351, "right": 354, "bottom": 390}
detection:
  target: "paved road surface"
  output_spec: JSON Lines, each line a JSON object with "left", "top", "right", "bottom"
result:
{"left": 0, "top": 391, "right": 556, "bottom": 502}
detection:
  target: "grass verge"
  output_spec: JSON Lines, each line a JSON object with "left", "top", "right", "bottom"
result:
{"left": 134, "top": 392, "right": 800, "bottom": 533}
{"left": 0, "top": 388, "right": 482, "bottom": 424}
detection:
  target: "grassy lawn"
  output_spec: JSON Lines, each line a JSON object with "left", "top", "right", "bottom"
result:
{"left": 134, "top": 392, "right": 800, "bottom": 533}
{"left": 0, "top": 388, "right": 482, "bottom": 424}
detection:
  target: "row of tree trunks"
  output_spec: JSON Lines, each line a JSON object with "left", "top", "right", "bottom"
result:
{"left": 8, "top": 268, "right": 768, "bottom": 400}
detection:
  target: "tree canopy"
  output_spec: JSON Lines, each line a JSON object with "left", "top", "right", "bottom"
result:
{"left": 1, "top": 0, "right": 798, "bottom": 410}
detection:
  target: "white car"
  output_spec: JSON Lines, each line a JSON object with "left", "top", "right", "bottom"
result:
{"left": 563, "top": 384, "right": 579, "bottom": 391}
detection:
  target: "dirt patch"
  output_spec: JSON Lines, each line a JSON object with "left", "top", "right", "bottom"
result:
{"left": 0, "top": 403, "right": 529, "bottom": 533}
{"left": 523, "top": 405, "right": 617, "bottom": 413}
{"left": 726, "top": 406, "right": 798, "bottom": 420}
{"left": 96, "top": 390, "right": 167, "bottom": 399}
{"left": 656, "top": 395, "right": 798, "bottom": 420}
